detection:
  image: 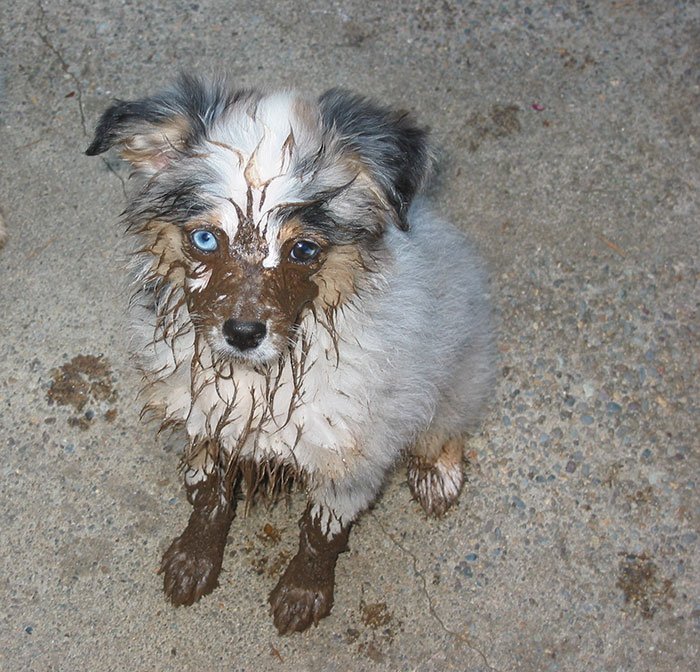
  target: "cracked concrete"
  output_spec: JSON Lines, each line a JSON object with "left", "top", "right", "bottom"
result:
{"left": 0, "top": 1, "right": 698, "bottom": 670}
{"left": 371, "top": 513, "right": 497, "bottom": 671}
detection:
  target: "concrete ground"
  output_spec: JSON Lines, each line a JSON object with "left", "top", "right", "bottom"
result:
{"left": 1, "top": 1, "right": 698, "bottom": 670}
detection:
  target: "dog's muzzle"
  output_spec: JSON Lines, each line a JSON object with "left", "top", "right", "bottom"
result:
{"left": 222, "top": 319, "right": 267, "bottom": 351}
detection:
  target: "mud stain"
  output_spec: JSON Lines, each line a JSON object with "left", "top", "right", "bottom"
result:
{"left": 361, "top": 601, "right": 393, "bottom": 629}
{"left": 558, "top": 47, "right": 597, "bottom": 70}
{"left": 617, "top": 553, "right": 675, "bottom": 618}
{"left": 244, "top": 525, "right": 291, "bottom": 578}
{"left": 465, "top": 104, "right": 521, "bottom": 152}
{"left": 358, "top": 641, "right": 386, "bottom": 663}
{"left": 250, "top": 550, "right": 291, "bottom": 578}
{"left": 351, "top": 595, "right": 401, "bottom": 664}
{"left": 46, "top": 354, "right": 118, "bottom": 429}
{"left": 256, "top": 522, "right": 282, "bottom": 545}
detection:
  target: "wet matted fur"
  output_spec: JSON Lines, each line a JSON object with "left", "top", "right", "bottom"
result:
{"left": 87, "top": 74, "right": 496, "bottom": 634}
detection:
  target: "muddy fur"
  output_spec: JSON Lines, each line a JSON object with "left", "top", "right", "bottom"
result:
{"left": 87, "top": 74, "right": 496, "bottom": 633}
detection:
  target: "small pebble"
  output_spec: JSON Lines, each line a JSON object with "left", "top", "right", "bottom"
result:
{"left": 648, "top": 471, "right": 665, "bottom": 486}
{"left": 25, "top": 626, "right": 33, "bottom": 634}
{"left": 581, "top": 415, "right": 594, "bottom": 425}
{"left": 606, "top": 402, "right": 622, "bottom": 414}
{"left": 565, "top": 460, "right": 577, "bottom": 473}
{"left": 512, "top": 496, "right": 526, "bottom": 510}
{"left": 455, "top": 562, "right": 473, "bottom": 577}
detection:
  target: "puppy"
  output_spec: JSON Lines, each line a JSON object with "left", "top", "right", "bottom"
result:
{"left": 87, "top": 75, "right": 495, "bottom": 634}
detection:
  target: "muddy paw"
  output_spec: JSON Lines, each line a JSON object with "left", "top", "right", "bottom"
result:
{"left": 408, "top": 455, "right": 464, "bottom": 517}
{"left": 159, "top": 528, "right": 225, "bottom": 606}
{"left": 269, "top": 566, "right": 334, "bottom": 634}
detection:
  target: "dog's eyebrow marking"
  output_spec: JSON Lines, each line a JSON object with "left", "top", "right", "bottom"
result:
{"left": 262, "top": 253, "right": 280, "bottom": 268}
{"left": 262, "top": 239, "right": 282, "bottom": 268}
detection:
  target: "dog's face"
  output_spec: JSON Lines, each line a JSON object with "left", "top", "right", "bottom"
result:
{"left": 87, "top": 76, "right": 431, "bottom": 366}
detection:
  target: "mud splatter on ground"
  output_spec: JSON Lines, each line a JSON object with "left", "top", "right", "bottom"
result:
{"left": 465, "top": 103, "right": 521, "bottom": 152}
{"left": 358, "top": 641, "right": 386, "bottom": 663}
{"left": 244, "top": 523, "right": 290, "bottom": 577}
{"left": 250, "top": 550, "right": 291, "bottom": 578}
{"left": 46, "top": 354, "right": 118, "bottom": 430}
{"left": 361, "top": 601, "right": 393, "bottom": 629}
{"left": 350, "top": 594, "right": 401, "bottom": 663}
{"left": 617, "top": 553, "right": 675, "bottom": 619}
{"left": 257, "top": 522, "right": 282, "bottom": 544}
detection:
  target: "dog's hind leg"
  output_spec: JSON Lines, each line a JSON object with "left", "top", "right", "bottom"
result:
{"left": 407, "top": 433, "right": 465, "bottom": 517}
{"left": 159, "top": 452, "right": 236, "bottom": 606}
{"left": 269, "top": 503, "right": 351, "bottom": 634}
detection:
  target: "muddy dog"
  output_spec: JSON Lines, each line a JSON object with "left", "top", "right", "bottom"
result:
{"left": 87, "top": 75, "right": 495, "bottom": 633}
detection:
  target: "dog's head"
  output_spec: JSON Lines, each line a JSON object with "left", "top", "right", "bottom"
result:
{"left": 87, "top": 75, "right": 432, "bottom": 366}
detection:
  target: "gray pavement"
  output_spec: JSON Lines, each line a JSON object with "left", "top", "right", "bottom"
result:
{"left": 1, "top": 1, "right": 698, "bottom": 670}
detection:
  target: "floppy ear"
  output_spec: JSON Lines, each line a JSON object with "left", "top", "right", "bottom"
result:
{"left": 318, "top": 89, "right": 433, "bottom": 230}
{"left": 85, "top": 74, "right": 231, "bottom": 174}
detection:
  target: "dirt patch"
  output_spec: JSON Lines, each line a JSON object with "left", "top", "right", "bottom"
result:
{"left": 257, "top": 522, "right": 282, "bottom": 545}
{"left": 558, "top": 47, "right": 597, "bottom": 70}
{"left": 617, "top": 553, "right": 675, "bottom": 618}
{"left": 465, "top": 104, "right": 521, "bottom": 152}
{"left": 361, "top": 601, "right": 393, "bottom": 629}
{"left": 351, "top": 596, "right": 401, "bottom": 663}
{"left": 46, "top": 354, "right": 118, "bottom": 429}
{"left": 249, "top": 548, "right": 291, "bottom": 578}
{"left": 358, "top": 641, "right": 386, "bottom": 664}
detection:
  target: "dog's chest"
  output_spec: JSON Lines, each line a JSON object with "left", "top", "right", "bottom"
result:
{"left": 165, "top": 339, "right": 371, "bottom": 480}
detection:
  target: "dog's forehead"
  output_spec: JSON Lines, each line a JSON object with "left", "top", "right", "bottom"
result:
{"left": 194, "top": 92, "right": 322, "bottom": 264}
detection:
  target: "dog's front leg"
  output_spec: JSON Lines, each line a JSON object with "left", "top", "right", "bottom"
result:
{"left": 269, "top": 503, "right": 350, "bottom": 634}
{"left": 159, "top": 466, "right": 235, "bottom": 606}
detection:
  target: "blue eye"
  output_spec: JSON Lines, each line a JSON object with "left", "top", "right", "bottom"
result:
{"left": 190, "top": 229, "right": 218, "bottom": 253}
{"left": 290, "top": 240, "right": 321, "bottom": 263}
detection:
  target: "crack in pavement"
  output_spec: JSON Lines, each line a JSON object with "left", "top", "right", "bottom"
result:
{"left": 37, "top": 1, "right": 127, "bottom": 198}
{"left": 37, "top": 1, "right": 86, "bottom": 135}
{"left": 371, "top": 512, "right": 501, "bottom": 672}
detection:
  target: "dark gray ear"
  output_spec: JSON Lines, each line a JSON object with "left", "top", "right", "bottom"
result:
{"left": 86, "top": 74, "right": 239, "bottom": 173}
{"left": 318, "top": 89, "right": 433, "bottom": 230}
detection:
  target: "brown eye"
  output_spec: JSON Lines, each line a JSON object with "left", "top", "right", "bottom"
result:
{"left": 289, "top": 240, "right": 321, "bottom": 263}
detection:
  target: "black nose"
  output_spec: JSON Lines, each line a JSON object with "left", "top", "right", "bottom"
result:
{"left": 222, "top": 319, "right": 267, "bottom": 351}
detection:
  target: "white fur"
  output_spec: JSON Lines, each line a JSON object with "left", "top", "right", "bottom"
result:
{"left": 202, "top": 92, "right": 320, "bottom": 250}
{"left": 134, "top": 201, "right": 493, "bottom": 533}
